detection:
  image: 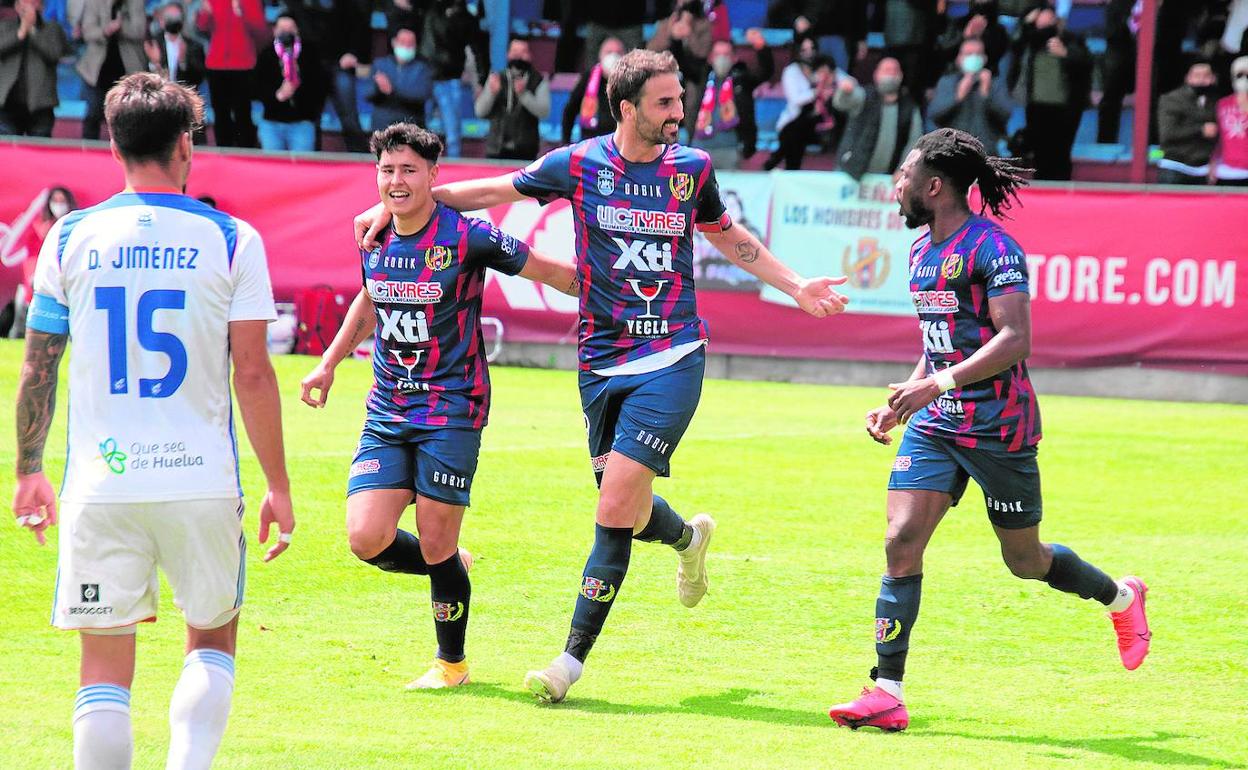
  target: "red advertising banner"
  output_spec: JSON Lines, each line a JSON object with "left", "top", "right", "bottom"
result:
{"left": 1, "top": 142, "right": 1245, "bottom": 374}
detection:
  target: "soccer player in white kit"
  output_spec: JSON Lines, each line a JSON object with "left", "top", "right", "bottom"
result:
{"left": 11, "top": 73, "right": 295, "bottom": 770}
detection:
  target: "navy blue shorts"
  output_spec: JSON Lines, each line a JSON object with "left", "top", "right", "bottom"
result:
{"left": 579, "top": 347, "right": 705, "bottom": 483}
{"left": 346, "top": 426, "right": 481, "bottom": 507}
{"left": 887, "top": 428, "right": 1042, "bottom": 529}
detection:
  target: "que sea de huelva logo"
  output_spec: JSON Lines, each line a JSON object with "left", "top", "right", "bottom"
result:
{"left": 98, "top": 438, "right": 127, "bottom": 474}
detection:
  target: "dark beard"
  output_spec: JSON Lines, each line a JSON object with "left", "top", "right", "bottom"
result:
{"left": 901, "top": 198, "right": 934, "bottom": 229}
{"left": 636, "top": 113, "right": 678, "bottom": 144}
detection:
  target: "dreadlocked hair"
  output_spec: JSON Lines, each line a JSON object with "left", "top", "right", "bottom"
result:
{"left": 914, "top": 128, "right": 1032, "bottom": 219}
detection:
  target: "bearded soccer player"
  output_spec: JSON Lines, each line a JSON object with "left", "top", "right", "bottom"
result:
{"left": 301, "top": 123, "right": 578, "bottom": 690}
{"left": 355, "top": 49, "right": 850, "bottom": 703}
{"left": 12, "top": 73, "right": 294, "bottom": 769}
{"left": 827, "top": 128, "right": 1151, "bottom": 732}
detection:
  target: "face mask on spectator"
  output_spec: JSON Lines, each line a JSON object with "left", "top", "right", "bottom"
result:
{"left": 164, "top": 15, "right": 183, "bottom": 35}
{"left": 1234, "top": 74, "right": 1248, "bottom": 94}
{"left": 876, "top": 75, "right": 902, "bottom": 95}
{"left": 277, "top": 31, "right": 296, "bottom": 47}
{"left": 960, "top": 54, "right": 986, "bottom": 74}
{"left": 50, "top": 201, "right": 70, "bottom": 218}
{"left": 601, "top": 52, "right": 620, "bottom": 74}
{"left": 394, "top": 45, "right": 416, "bottom": 63}
{"left": 712, "top": 55, "right": 733, "bottom": 77}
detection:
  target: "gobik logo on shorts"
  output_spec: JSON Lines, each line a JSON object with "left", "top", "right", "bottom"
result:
{"left": 81, "top": 584, "right": 100, "bottom": 603}
{"left": 432, "top": 601, "right": 464, "bottom": 622}
{"left": 876, "top": 617, "right": 903, "bottom": 643}
{"left": 580, "top": 576, "right": 616, "bottom": 603}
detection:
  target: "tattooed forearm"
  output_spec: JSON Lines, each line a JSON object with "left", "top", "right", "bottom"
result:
{"left": 565, "top": 275, "right": 581, "bottom": 297}
{"left": 15, "top": 331, "right": 68, "bottom": 475}
{"left": 734, "top": 239, "right": 760, "bottom": 264}
{"left": 350, "top": 315, "right": 372, "bottom": 348}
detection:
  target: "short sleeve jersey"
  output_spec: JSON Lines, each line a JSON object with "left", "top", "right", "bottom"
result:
{"left": 512, "top": 135, "right": 730, "bottom": 372}
{"left": 28, "top": 192, "right": 276, "bottom": 503}
{"left": 362, "top": 204, "right": 529, "bottom": 435}
{"left": 906, "top": 215, "right": 1042, "bottom": 451}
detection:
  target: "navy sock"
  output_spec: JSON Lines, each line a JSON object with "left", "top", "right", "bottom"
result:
{"left": 363, "top": 529, "right": 428, "bottom": 574}
{"left": 633, "top": 495, "right": 693, "bottom": 550}
{"left": 427, "top": 553, "right": 470, "bottom": 663}
{"left": 1044, "top": 544, "right": 1119, "bottom": 605}
{"left": 875, "top": 574, "right": 922, "bottom": 682}
{"left": 565, "top": 524, "right": 632, "bottom": 663}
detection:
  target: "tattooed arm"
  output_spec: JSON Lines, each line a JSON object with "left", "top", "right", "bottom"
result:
{"left": 14, "top": 329, "right": 69, "bottom": 544}
{"left": 702, "top": 221, "right": 852, "bottom": 318}
{"left": 299, "top": 288, "right": 376, "bottom": 408}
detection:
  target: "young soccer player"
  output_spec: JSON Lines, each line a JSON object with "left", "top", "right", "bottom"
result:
{"left": 301, "top": 123, "right": 578, "bottom": 689}
{"left": 828, "top": 128, "right": 1151, "bottom": 732}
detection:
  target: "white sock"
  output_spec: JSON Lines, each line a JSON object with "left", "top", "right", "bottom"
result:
{"left": 73, "top": 684, "right": 133, "bottom": 770}
{"left": 556, "top": 652, "right": 583, "bottom": 684}
{"left": 685, "top": 524, "right": 702, "bottom": 552}
{"left": 875, "top": 677, "right": 904, "bottom": 700}
{"left": 1106, "top": 581, "right": 1135, "bottom": 613}
{"left": 167, "top": 649, "right": 235, "bottom": 770}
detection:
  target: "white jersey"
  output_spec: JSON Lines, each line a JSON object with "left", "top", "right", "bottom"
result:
{"left": 29, "top": 192, "right": 276, "bottom": 504}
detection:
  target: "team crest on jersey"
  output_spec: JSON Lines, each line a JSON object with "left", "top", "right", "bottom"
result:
{"left": 432, "top": 600, "right": 464, "bottom": 622}
{"left": 580, "top": 576, "right": 616, "bottom": 603}
{"left": 424, "top": 245, "right": 453, "bottom": 271}
{"left": 368, "top": 247, "right": 381, "bottom": 269}
{"left": 843, "top": 237, "right": 890, "bottom": 290}
{"left": 597, "top": 167, "right": 616, "bottom": 195}
{"left": 669, "top": 172, "right": 694, "bottom": 202}
{"left": 876, "top": 617, "right": 903, "bottom": 643}
{"left": 940, "top": 253, "right": 964, "bottom": 280}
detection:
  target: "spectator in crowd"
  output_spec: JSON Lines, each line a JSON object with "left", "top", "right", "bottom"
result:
{"left": 382, "top": 0, "right": 421, "bottom": 43}
{"left": 882, "top": 0, "right": 942, "bottom": 92}
{"left": 937, "top": 0, "right": 1010, "bottom": 75}
{"left": 1158, "top": 59, "right": 1219, "bottom": 185}
{"left": 1096, "top": 0, "right": 1139, "bottom": 143}
{"left": 78, "top": 0, "right": 146, "bottom": 140}
{"left": 287, "top": 0, "right": 371, "bottom": 152}
{"left": 930, "top": 37, "right": 1013, "bottom": 155}
{"left": 648, "top": 0, "right": 713, "bottom": 137}
{"left": 690, "top": 29, "right": 773, "bottom": 169}
{"left": 1223, "top": 0, "right": 1248, "bottom": 60}
{"left": 583, "top": 5, "right": 645, "bottom": 64}
{"left": 704, "top": 0, "right": 731, "bottom": 43}
{"left": 767, "top": 0, "right": 869, "bottom": 73}
{"left": 561, "top": 36, "right": 622, "bottom": 145}
{"left": 474, "top": 36, "right": 549, "bottom": 161}
{"left": 837, "top": 56, "right": 923, "bottom": 180}
{"left": 144, "top": 2, "right": 205, "bottom": 88}
{"left": 0, "top": 0, "right": 67, "bottom": 137}
{"left": 1213, "top": 55, "right": 1248, "bottom": 186}
{"left": 765, "top": 35, "right": 861, "bottom": 170}
{"left": 420, "top": 0, "right": 484, "bottom": 158}
{"left": 255, "top": 13, "right": 326, "bottom": 152}
{"left": 369, "top": 25, "right": 433, "bottom": 130}
{"left": 1009, "top": 5, "right": 1091, "bottom": 180}
{"left": 196, "top": 0, "right": 266, "bottom": 147}
{"left": 8, "top": 185, "right": 76, "bottom": 339}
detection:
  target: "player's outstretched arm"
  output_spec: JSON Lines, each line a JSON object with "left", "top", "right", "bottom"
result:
{"left": 13, "top": 329, "right": 68, "bottom": 545}
{"left": 703, "top": 221, "right": 850, "bottom": 318}
{"left": 230, "top": 320, "right": 295, "bottom": 562}
{"left": 433, "top": 172, "right": 528, "bottom": 211}
{"left": 518, "top": 247, "right": 580, "bottom": 296}
{"left": 888, "top": 293, "right": 1032, "bottom": 423}
{"left": 301, "top": 289, "right": 376, "bottom": 408}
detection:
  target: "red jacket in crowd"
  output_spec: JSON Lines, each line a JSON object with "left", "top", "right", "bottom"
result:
{"left": 196, "top": 0, "right": 268, "bottom": 71}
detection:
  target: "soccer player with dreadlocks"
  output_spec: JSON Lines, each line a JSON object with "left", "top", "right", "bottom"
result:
{"left": 827, "top": 128, "right": 1151, "bottom": 732}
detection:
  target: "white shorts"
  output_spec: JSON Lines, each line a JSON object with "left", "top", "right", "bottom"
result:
{"left": 53, "top": 498, "right": 246, "bottom": 631}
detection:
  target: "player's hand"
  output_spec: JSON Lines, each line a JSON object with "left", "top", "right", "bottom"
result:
{"left": 354, "top": 202, "right": 392, "bottom": 251}
{"left": 793, "top": 276, "right": 849, "bottom": 318}
{"left": 300, "top": 361, "right": 335, "bottom": 407}
{"left": 13, "top": 471, "right": 57, "bottom": 546}
{"left": 257, "top": 487, "right": 294, "bottom": 562}
{"left": 887, "top": 377, "right": 940, "bottom": 424}
{"left": 865, "top": 405, "right": 899, "bottom": 445}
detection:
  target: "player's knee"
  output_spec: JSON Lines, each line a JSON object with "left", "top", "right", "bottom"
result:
{"left": 347, "top": 526, "right": 390, "bottom": 561}
{"left": 883, "top": 527, "right": 925, "bottom": 571}
{"left": 1002, "top": 546, "right": 1047, "bottom": 579}
{"left": 417, "top": 531, "right": 457, "bottom": 564}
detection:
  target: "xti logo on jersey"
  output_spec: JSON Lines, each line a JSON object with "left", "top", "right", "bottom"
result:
{"left": 514, "top": 135, "right": 731, "bottom": 372}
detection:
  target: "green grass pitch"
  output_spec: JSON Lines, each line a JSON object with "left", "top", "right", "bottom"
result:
{"left": 1, "top": 339, "right": 1246, "bottom": 769}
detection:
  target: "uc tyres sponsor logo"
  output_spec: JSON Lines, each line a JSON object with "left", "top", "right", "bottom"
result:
{"left": 596, "top": 205, "right": 687, "bottom": 237}
{"left": 350, "top": 459, "right": 381, "bottom": 478}
{"left": 911, "top": 290, "right": 958, "bottom": 313}
{"left": 1024, "top": 254, "right": 1236, "bottom": 308}
{"left": 892, "top": 455, "right": 912, "bottom": 471}
{"left": 366, "top": 278, "right": 443, "bottom": 304}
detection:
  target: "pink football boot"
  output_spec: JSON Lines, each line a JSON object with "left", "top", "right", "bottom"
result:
{"left": 829, "top": 687, "right": 909, "bottom": 732}
{"left": 1110, "top": 576, "right": 1151, "bottom": 670}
